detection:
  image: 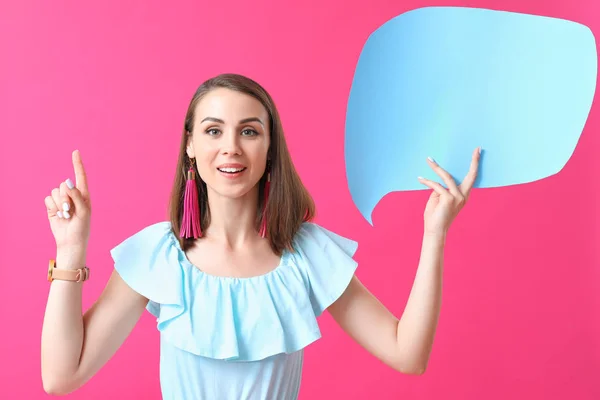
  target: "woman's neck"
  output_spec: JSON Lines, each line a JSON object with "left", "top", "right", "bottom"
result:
{"left": 203, "top": 187, "right": 261, "bottom": 250}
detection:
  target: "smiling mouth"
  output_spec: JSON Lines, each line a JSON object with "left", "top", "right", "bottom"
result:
{"left": 217, "top": 167, "right": 247, "bottom": 174}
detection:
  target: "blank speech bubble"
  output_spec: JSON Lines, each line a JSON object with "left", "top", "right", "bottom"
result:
{"left": 345, "top": 7, "right": 596, "bottom": 225}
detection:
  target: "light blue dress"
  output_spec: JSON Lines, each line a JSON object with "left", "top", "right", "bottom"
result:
{"left": 111, "top": 221, "right": 358, "bottom": 399}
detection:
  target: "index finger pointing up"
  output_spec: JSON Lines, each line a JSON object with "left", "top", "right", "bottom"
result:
{"left": 72, "top": 149, "right": 89, "bottom": 196}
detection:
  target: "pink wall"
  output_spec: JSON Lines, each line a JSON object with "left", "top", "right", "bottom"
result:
{"left": 1, "top": 0, "right": 598, "bottom": 398}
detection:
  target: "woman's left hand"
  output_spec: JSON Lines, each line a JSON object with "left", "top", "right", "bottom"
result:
{"left": 418, "top": 147, "right": 481, "bottom": 236}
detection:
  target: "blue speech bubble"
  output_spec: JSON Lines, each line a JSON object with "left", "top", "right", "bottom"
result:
{"left": 345, "top": 7, "right": 596, "bottom": 224}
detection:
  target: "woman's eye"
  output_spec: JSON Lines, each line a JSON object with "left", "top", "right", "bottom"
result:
{"left": 206, "top": 128, "right": 220, "bottom": 136}
{"left": 242, "top": 129, "right": 258, "bottom": 136}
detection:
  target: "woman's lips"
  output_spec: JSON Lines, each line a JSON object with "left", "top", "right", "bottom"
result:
{"left": 217, "top": 165, "right": 247, "bottom": 179}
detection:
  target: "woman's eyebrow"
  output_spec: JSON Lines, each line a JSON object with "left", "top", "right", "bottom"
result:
{"left": 200, "top": 116, "right": 264, "bottom": 127}
{"left": 239, "top": 117, "right": 264, "bottom": 127}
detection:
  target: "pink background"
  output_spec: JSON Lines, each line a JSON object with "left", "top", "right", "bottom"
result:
{"left": 1, "top": 0, "right": 598, "bottom": 399}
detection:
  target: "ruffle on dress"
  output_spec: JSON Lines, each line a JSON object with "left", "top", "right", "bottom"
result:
{"left": 111, "top": 221, "right": 358, "bottom": 362}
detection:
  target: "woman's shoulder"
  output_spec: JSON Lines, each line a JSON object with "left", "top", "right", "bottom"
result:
{"left": 292, "top": 221, "right": 358, "bottom": 256}
{"left": 112, "top": 220, "right": 352, "bottom": 251}
{"left": 109, "top": 221, "right": 182, "bottom": 311}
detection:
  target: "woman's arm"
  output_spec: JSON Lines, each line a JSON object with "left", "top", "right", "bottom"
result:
{"left": 41, "top": 150, "right": 150, "bottom": 394}
{"left": 328, "top": 233, "right": 444, "bottom": 375}
{"left": 328, "top": 147, "right": 480, "bottom": 374}
{"left": 42, "top": 255, "right": 148, "bottom": 395}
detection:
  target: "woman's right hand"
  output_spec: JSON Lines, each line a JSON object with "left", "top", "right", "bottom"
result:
{"left": 44, "top": 150, "right": 92, "bottom": 262}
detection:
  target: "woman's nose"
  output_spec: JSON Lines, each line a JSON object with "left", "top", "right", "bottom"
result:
{"left": 220, "top": 130, "right": 242, "bottom": 155}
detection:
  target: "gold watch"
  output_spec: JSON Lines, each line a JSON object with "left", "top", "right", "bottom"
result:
{"left": 47, "top": 259, "right": 90, "bottom": 282}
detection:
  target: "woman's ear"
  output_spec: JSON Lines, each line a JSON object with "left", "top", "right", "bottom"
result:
{"left": 186, "top": 133, "right": 195, "bottom": 158}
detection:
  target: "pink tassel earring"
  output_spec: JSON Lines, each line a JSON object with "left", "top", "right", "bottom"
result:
{"left": 180, "top": 158, "right": 202, "bottom": 239}
{"left": 259, "top": 161, "right": 271, "bottom": 238}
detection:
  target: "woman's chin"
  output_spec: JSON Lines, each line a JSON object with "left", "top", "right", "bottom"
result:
{"left": 207, "top": 184, "right": 258, "bottom": 201}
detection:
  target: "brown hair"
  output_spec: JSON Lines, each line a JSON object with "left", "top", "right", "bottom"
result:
{"left": 169, "top": 73, "right": 315, "bottom": 255}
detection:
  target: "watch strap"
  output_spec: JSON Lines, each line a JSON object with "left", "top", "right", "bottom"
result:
{"left": 48, "top": 259, "right": 90, "bottom": 282}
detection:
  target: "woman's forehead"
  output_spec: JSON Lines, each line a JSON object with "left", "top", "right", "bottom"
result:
{"left": 195, "top": 88, "right": 267, "bottom": 121}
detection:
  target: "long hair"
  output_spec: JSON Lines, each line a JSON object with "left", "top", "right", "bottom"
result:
{"left": 169, "top": 73, "right": 315, "bottom": 254}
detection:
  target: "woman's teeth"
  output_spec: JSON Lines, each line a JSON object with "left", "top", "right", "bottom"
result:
{"left": 218, "top": 167, "right": 245, "bottom": 173}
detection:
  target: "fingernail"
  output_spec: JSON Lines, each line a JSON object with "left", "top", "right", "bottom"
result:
{"left": 418, "top": 176, "right": 424, "bottom": 180}
{"left": 63, "top": 202, "right": 70, "bottom": 212}
{"left": 427, "top": 156, "right": 436, "bottom": 163}
{"left": 63, "top": 211, "right": 70, "bottom": 219}
{"left": 479, "top": 147, "right": 482, "bottom": 155}
{"left": 66, "top": 178, "right": 74, "bottom": 189}
{"left": 57, "top": 211, "right": 63, "bottom": 218}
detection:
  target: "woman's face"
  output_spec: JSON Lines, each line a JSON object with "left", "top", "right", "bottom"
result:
{"left": 187, "top": 88, "right": 270, "bottom": 201}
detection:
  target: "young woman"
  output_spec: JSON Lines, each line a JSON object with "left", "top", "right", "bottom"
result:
{"left": 41, "top": 73, "right": 481, "bottom": 399}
